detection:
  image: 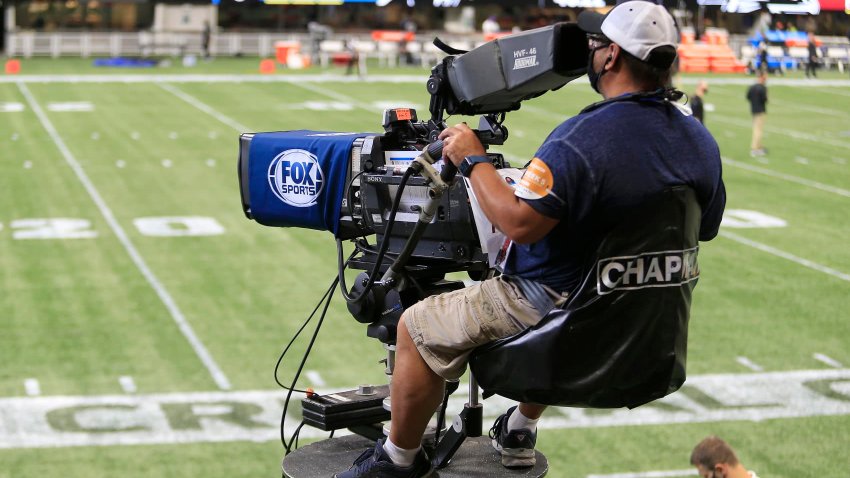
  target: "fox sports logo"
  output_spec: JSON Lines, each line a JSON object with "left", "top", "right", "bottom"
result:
{"left": 268, "top": 149, "right": 325, "bottom": 208}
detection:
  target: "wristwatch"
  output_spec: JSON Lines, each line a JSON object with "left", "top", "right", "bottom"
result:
{"left": 459, "top": 155, "right": 491, "bottom": 177}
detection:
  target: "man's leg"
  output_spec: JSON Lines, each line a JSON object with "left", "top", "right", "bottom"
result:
{"left": 518, "top": 403, "right": 547, "bottom": 421}
{"left": 751, "top": 113, "right": 765, "bottom": 152}
{"left": 389, "top": 316, "right": 446, "bottom": 450}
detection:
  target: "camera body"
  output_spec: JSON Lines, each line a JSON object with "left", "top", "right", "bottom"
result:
{"left": 238, "top": 22, "right": 589, "bottom": 339}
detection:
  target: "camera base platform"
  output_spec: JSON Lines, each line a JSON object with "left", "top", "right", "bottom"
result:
{"left": 281, "top": 434, "right": 548, "bottom": 477}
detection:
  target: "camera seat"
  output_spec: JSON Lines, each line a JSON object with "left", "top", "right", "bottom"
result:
{"left": 469, "top": 186, "right": 702, "bottom": 409}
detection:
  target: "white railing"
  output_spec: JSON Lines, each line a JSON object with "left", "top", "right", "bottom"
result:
{"left": 5, "top": 31, "right": 303, "bottom": 58}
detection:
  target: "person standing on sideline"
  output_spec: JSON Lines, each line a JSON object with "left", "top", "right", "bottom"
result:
{"left": 805, "top": 31, "right": 818, "bottom": 78}
{"left": 746, "top": 72, "right": 768, "bottom": 157}
{"left": 691, "top": 80, "right": 708, "bottom": 124}
{"left": 201, "top": 21, "right": 211, "bottom": 59}
{"left": 690, "top": 436, "right": 760, "bottom": 478}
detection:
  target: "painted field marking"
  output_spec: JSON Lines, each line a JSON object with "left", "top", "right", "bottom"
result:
{"left": 23, "top": 161, "right": 32, "bottom": 169}
{"left": 119, "top": 376, "right": 137, "bottom": 394}
{"left": 168, "top": 132, "right": 179, "bottom": 140}
{"left": 719, "top": 231, "right": 850, "bottom": 282}
{"left": 47, "top": 102, "right": 94, "bottom": 112}
{"left": 158, "top": 83, "right": 251, "bottom": 132}
{"left": 291, "top": 81, "right": 376, "bottom": 113}
{"left": 722, "top": 157, "right": 850, "bottom": 198}
{"left": 17, "top": 82, "right": 232, "bottom": 391}
{"left": 207, "top": 131, "right": 218, "bottom": 139}
{"left": 371, "top": 100, "right": 425, "bottom": 111}
{"left": 205, "top": 158, "right": 216, "bottom": 167}
{"left": 24, "top": 379, "right": 40, "bottom": 396}
{"left": 754, "top": 156, "right": 769, "bottom": 164}
{"left": 794, "top": 156, "right": 809, "bottom": 165}
{"left": 736, "top": 356, "right": 764, "bottom": 372}
{"left": 116, "top": 160, "right": 126, "bottom": 168}
{"left": 586, "top": 470, "right": 696, "bottom": 478}
{"left": 822, "top": 87, "right": 850, "bottom": 99}
{"left": 131, "top": 131, "right": 140, "bottom": 140}
{"left": 833, "top": 157, "right": 847, "bottom": 165}
{"left": 1, "top": 102, "right": 24, "bottom": 112}
{"left": 305, "top": 371, "right": 326, "bottom": 387}
{"left": 161, "top": 159, "right": 173, "bottom": 168}
{"left": 814, "top": 353, "right": 844, "bottom": 369}
{"left": 3, "top": 368, "right": 850, "bottom": 449}
{"left": 763, "top": 98, "right": 850, "bottom": 119}
{"left": 11, "top": 133, "right": 19, "bottom": 141}
{"left": 712, "top": 114, "right": 850, "bottom": 150}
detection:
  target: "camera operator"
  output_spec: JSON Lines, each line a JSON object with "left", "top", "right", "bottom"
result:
{"left": 335, "top": 3, "right": 726, "bottom": 477}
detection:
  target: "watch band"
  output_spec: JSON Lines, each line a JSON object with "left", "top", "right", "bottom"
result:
{"left": 459, "top": 155, "right": 490, "bottom": 177}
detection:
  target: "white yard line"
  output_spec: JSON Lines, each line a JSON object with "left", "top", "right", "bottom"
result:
{"left": 719, "top": 231, "right": 850, "bottom": 282}
{"left": 289, "top": 81, "right": 379, "bottom": 113}
{"left": 157, "top": 83, "right": 251, "bottom": 132}
{"left": 305, "top": 371, "right": 326, "bottom": 387}
{"left": 721, "top": 157, "right": 850, "bottom": 199}
{"left": 821, "top": 87, "right": 850, "bottom": 99}
{"left": 587, "top": 470, "right": 697, "bottom": 478}
{"left": 769, "top": 98, "right": 850, "bottom": 119}
{"left": 24, "top": 379, "right": 41, "bottom": 396}
{"left": 813, "top": 353, "right": 844, "bottom": 369}
{"left": 736, "top": 356, "right": 764, "bottom": 372}
{"left": 712, "top": 114, "right": 850, "bottom": 150}
{"left": 118, "top": 376, "right": 138, "bottom": 393}
{"left": 17, "top": 82, "right": 232, "bottom": 391}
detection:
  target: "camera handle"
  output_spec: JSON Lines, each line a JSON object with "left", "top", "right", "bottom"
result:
{"left": 381, "top": 140, "right": 450, "bottom": 284}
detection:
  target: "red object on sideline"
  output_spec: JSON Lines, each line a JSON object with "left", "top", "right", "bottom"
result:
{"left": 259, "top": 59, "right": 276, "bottom": 74}
{"left": 370, "top": 30, "right": 414, "bottom": 42}
{"left": 5, "top": 59, "right": 21, "bottom": 75}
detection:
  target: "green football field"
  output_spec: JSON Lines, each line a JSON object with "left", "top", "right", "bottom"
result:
{"left": 1, "top": 59, "right": 849, "bottom": 478}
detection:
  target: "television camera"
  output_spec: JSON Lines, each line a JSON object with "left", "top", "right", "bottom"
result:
{"left": 237, "top": 21, "right": 589, "bottom": 470}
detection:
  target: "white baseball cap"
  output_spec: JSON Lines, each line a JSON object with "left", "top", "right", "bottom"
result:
{"left": 578, "top": 1, "right": 678, "bottom": 68}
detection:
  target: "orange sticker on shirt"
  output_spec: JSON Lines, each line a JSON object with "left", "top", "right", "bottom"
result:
{"left": 515, "top": 157, "right": 554, "bottom": 200}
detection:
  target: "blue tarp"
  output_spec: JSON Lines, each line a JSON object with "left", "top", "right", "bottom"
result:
{"left": 93, "top": 58, "right": 157, "bottom": 68}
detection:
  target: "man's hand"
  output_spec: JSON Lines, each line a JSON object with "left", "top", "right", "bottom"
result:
{"left": 438, "top": 123, "right": 487, "bottom": 167}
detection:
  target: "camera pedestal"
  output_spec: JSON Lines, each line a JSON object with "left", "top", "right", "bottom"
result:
{"left": 281, "top": 434, "right": 548, "bottom": 477}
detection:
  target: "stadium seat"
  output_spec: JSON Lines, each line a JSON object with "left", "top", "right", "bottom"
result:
{"left": 471, "top": 186, "right": 700, "bottom": 408}
{"left": 825, "top": 47, "right": 849, "bottom": 72}
{"left": 677, "top": 43, "right": 746, "bottom": 74}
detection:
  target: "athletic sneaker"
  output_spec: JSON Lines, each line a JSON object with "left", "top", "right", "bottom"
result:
{"left": 334, "top": 439, "right": 433, "bottom": 478}
{"left": 489, "top": 406, "right": 537, "bottom": 468}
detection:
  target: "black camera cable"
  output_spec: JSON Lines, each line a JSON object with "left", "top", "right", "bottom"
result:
{"left": 339, "top": 166, "right": 415, "bottom": 304}
{"left": 275, "top": 248, "right": 356, "bottom": 455}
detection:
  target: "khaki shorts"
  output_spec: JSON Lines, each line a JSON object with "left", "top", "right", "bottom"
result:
{"left": 403, "top": 276, "right": 567, "bottom": 380}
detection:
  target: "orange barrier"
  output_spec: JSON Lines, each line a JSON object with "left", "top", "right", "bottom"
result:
{"left": 371, "top": 30, "right": 415, "bottom": 42}
{"left": 5, "top": 59, "right": 21, "bottom": 75}
{"left": 259, "top": 59, "right": 276, "bottom": 74}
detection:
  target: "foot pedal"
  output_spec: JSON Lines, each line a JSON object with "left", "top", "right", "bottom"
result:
{"left": 301, "top": 384, "right": 391, "bottom": 431}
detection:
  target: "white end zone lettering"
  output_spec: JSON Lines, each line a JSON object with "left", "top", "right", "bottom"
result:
{"left": 267, "top": 149, "right": 325, "bottom": 208}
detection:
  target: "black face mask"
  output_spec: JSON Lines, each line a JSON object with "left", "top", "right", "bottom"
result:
{"left": 587, "top": 46, "right": 610, "bottom": 94}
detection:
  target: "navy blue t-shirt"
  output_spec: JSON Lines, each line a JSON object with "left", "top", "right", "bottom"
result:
{"left": 503, "top": 96, "right": 726, "bottom": 293}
